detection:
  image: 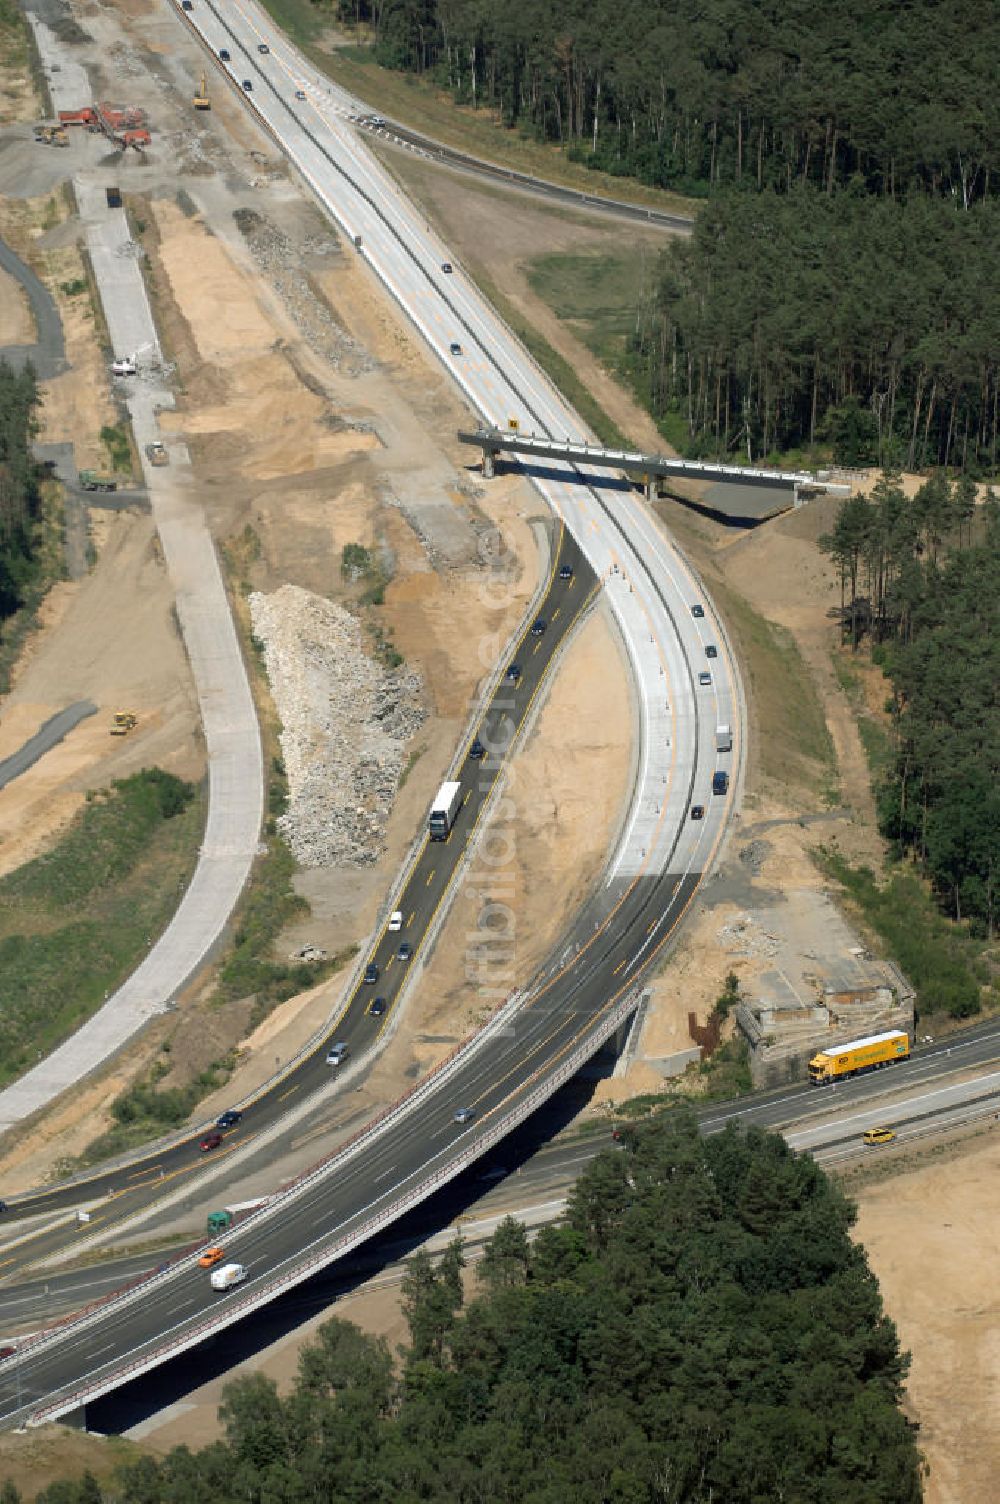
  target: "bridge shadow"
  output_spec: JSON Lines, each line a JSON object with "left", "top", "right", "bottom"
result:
{"left": 665, "top": 485, "right": 793, "bottom": 529}
{"left": 462, "top": 457, "right": 634, "bottom": 495}
{"left": 463, "top": 458, "right": 794, "bottom": 528}
{"left": 88, "top": 1049, "right": 622, "bottom": 1435}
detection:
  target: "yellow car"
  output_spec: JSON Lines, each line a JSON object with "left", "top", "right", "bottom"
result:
{"left": 198, "top": 1246, "right": 226, "bottom": 1268}
{"left": 862, "top": 1126, "right": 896, "bottom": 1146}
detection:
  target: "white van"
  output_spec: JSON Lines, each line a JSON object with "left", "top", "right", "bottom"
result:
{"left": 210, "top": 1262, "right": 246, "bottom": 1291}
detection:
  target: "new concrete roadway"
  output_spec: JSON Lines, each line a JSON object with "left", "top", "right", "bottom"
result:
{"left": 0, "top": 8, "right": 265, "bottom": 1136}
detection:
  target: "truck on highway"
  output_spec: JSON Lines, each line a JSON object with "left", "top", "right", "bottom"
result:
{"left": 716, "top": 724, "right": 732, "bottom": 752}
{"left": 210, "top": 1262, "right": 246, "bottom": 1291}
{"left": 78, "top": 470, "right": 118, "bottom": 492}
{"left": 428, "top": 779, "right": 462, "bottom": 840}
{"left": 808, "top": 1029, "right": 910, "bottom": 1085}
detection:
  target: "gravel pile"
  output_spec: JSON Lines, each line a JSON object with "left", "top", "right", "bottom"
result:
{"left": 249, "top": 585, "right": 426, "bottom": 868}
{"left": 233, "top": 208, "right": 371, "bottom": 373}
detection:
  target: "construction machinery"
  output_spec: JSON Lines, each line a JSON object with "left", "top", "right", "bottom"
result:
{"left": 58, "top": 107, "right": 98, "bottom": 128}
{"left": 57, "top": 103, "right": 151, "bottom": 152}
{"left": 34, "top": 123, "right": 69, "bottom": 146}
{"left": 110, "top": 711, "right": 138, "bottom": 737}
{"left": 193, "top": 73, "right": 211, "bottom": 110}
{"left": 145, "top": 441, "right": 169, "bottom": 466}
{"left": 115, "top": 128, "right": 151, "bottom": 152}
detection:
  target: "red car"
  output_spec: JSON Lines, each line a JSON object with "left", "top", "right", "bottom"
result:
{"left": 200, "top": 1131, "right": 223, "bottom": 1153}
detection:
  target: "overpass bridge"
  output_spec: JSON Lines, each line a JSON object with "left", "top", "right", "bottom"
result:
{"left": 458, "top": 426, "right": 852, "bottom": 510}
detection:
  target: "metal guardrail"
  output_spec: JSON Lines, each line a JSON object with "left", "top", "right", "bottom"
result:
{"left": 458, "top": 427, "right": 825, "bottom": 491}
{"left": 10, "top": 979, "right": 530, "bottom": 1370}
{"left": 26, "top": 989, "right": 640, "bottom": 1425}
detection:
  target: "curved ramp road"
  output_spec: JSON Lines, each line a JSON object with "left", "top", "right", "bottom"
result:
{"left": 0, "top": 166, "right": 265, "bottom": 1135}
{"left": 0, "top": 234, "right": 66, "bottom": 379}
{"left": 186, "top": 0, "right": 742, "bottom": 883}
{"left": 357, "top": 117, "right": 694, "bottom": 232}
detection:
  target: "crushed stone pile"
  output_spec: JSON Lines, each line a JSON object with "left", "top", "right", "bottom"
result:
{"left": 232, "top": 208, "right": 371, "bottom": 374}
{"left": 249, "top": 585, "right": 426, "bottom": 868}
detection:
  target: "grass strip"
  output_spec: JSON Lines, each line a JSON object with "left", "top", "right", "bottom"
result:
{"left": 0, "top": 769, "right": 203, "bottom": 1087}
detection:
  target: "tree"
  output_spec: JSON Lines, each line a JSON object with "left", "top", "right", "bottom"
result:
{"left": 477, "top": 1214, "right": 530, "bottom": 1289}
{"left": 297, "top": 1316, "right": 393, "bottom": 1407}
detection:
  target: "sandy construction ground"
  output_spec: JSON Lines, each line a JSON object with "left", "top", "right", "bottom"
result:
{"left": 0, "top": 121, "right": 637, "bottom": 1187}
{"left": 853, "top": 1129, "right": 1000, "bottom": 1504}
{"left": 0, "top": 509, "right": 202, "bottom": 880}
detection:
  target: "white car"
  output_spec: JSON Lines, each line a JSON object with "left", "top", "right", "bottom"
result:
{"left": 110, "top": 355, "right": 137, "bottom": 377}
{"left": 388, "top": 911, "right": 403, "bottom": 932}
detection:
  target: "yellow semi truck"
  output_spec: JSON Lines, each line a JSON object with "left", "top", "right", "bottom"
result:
{"left": 808, "top": 1029, "right": 910, "bottom": 1084}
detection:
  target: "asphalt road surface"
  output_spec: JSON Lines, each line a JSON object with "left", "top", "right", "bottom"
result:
{"left": 0, "top": 702, "right": 97, "bottom": 792}
{"left": 0, "top": 528, "right": 592, "bottom": 1238}
{"left": 357, "top": 117, "right": 694, "bottom": 232}
{"left": 0, "top": 234, "right": 66, "bottom": 379}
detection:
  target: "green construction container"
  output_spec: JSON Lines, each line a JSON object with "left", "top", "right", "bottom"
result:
{"left": 207, "top": 1209, "right": 234, "bottom": 1236}
{"left": 78, "top": 470, "right": 118, "bottom": 492}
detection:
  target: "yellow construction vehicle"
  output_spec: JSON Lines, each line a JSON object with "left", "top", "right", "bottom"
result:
{"left": 110, "top": 711, "right": 138, "bottom": 736}
{"left": 33, "top": 123, "right": 68, "bottom": 146}
{"left": 193, "top": 73, "right": 211, "bottom": 110}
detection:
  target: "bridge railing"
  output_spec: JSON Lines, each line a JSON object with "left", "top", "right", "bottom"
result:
{"left": 26, "top": 989, "right": 640, "bottom": 1427}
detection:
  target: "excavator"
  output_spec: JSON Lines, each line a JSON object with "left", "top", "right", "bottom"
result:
{"left": 193, "top": 73, "right": 211, "bottom": 110}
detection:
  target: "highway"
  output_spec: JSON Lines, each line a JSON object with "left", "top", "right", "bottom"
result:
{"left": 6, "top": 1025, "right": 1000, "bottom": 1333}
{"left": 0, "top": 528, "right": 596, "bottom": 1257}
{"left": 0, "top": 0, "right": 740, "bottom": 1426}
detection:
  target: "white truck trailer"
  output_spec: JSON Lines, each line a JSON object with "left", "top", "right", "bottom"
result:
{"left": 428, "top": 780, "right": 462, "bottom": 840}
